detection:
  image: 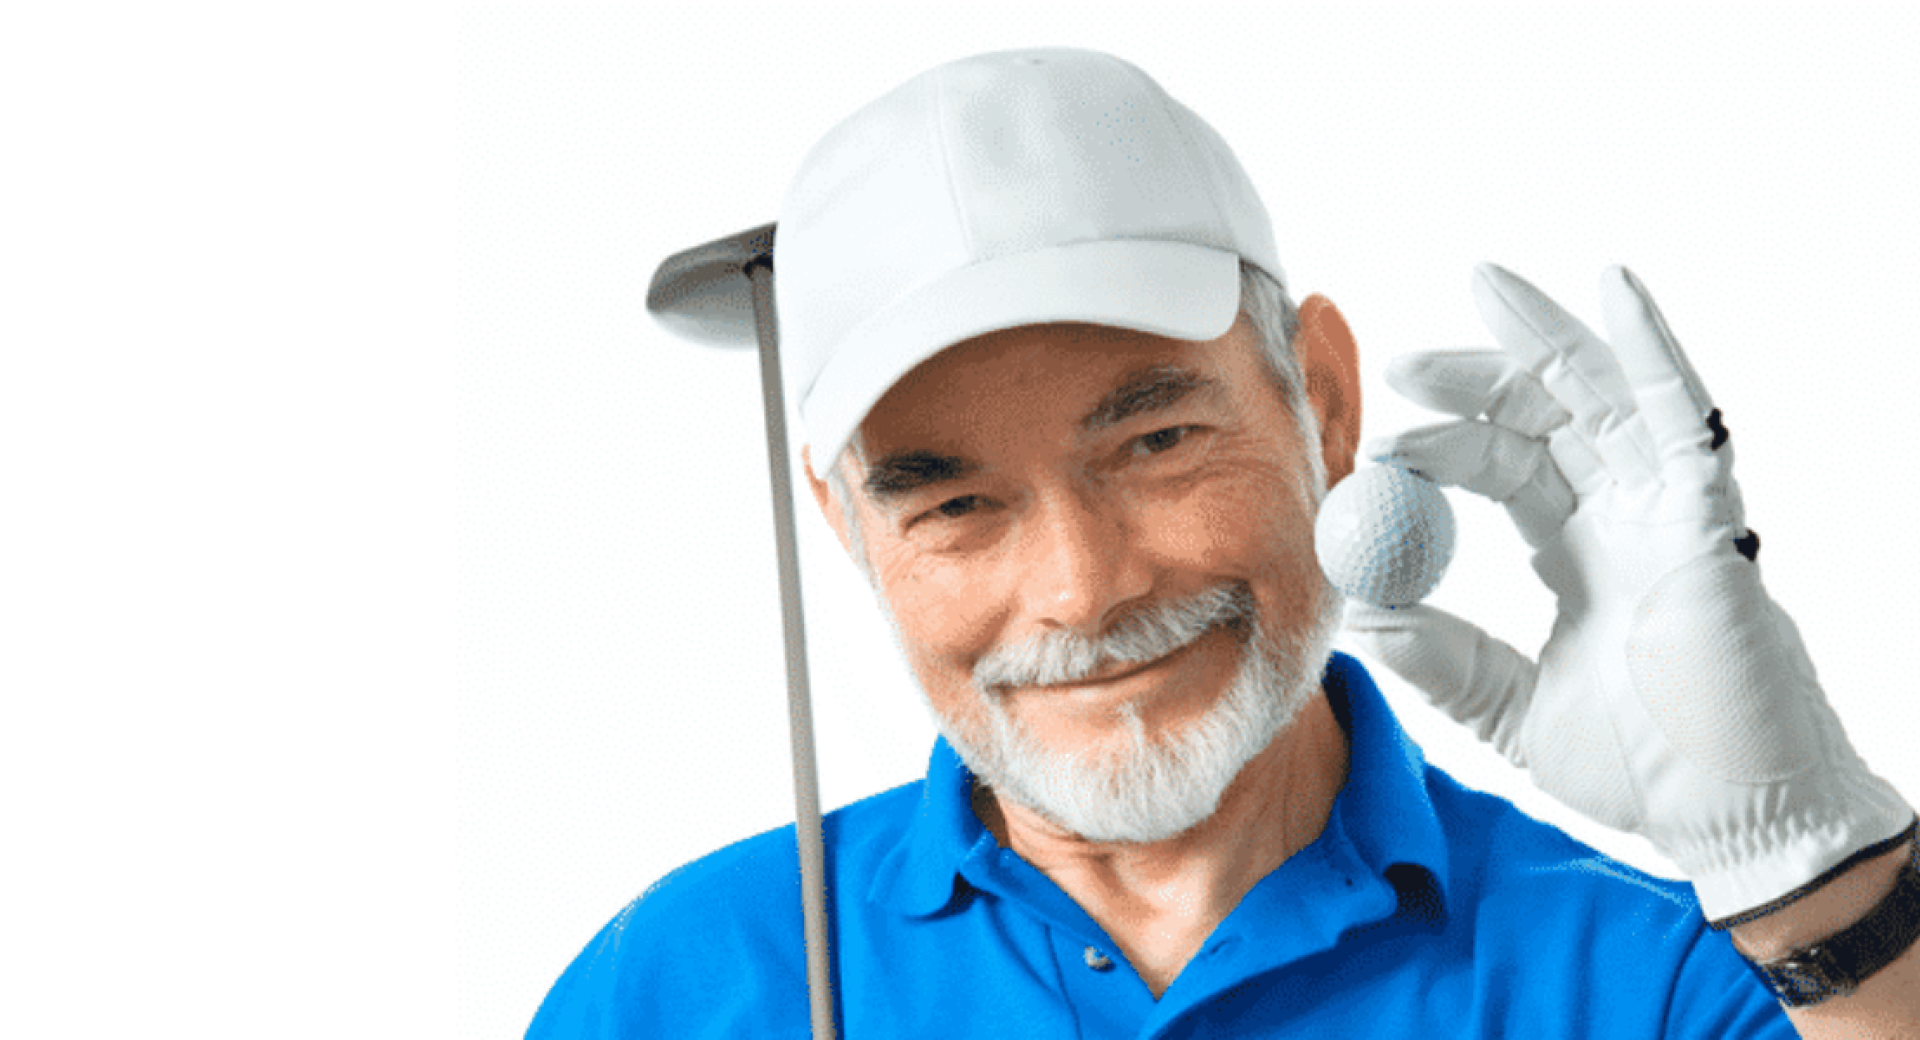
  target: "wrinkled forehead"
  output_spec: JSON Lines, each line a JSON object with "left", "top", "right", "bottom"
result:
{"left": 853, "top": 317, "right": 1265, "bottom": 463}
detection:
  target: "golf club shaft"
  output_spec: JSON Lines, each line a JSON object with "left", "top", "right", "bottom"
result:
{"left": 746, "top": 259, "right": 837, "bottom": 1040}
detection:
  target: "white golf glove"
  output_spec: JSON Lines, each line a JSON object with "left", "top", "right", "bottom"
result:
{"left": 1345, "top": 263, "right": 1912, "bottom": 924}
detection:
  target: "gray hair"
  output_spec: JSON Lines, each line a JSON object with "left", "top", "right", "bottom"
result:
{"left": 826, "top": 259, "right": 1321, "bottom": 581}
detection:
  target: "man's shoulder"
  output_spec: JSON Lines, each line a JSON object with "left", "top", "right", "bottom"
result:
{"left": 527, "top": 778, "right": 925, "bottom": 1038}
{"left": 634, "top": 775, "right": 923, "bottom": 929}
{"left": 1421, "top": 763, "right": 1698, "bottom": 919}
{"left": 1417, "top": 765, "right": 1793, "bottom": 1036}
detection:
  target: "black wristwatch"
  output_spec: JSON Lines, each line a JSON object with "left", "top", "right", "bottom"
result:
{"left": 1742, "top": 826, "right": 1920, "bottom": 1008}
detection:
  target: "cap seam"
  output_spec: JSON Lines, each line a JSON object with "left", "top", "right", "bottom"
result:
{"left": 1143, "top": 78, "right": 1232, "bottom": 258}
{"left": 929, "top": 62, "right": 976, "bottom": 265}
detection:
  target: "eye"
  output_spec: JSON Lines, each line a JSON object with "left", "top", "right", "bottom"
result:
{"left": 928, "top": 494, "right": 983, "bottom": 521}
{"left": 1133, "top": 425, "right": 1196, "bottom": 457}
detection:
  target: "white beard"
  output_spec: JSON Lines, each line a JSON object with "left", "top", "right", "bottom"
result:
{"left": 894, "top": 574, "right": 1347, "bottom": 845}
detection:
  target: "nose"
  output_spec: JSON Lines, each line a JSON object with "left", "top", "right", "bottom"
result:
{"left": 1022, "top": 485, "right": 1154, "bottom": 637}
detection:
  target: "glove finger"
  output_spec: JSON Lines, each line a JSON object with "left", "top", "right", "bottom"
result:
{"left": 1359, "top": 417, "right": 1609, "bottom": 548}
{"left": 1382, "top": 349, "right": 1504, "bottom": 418}
{"left": 1362, "top": 419, "right": 1576, "bottom": 547}
{"left": 1384, "top": 349, "right": 1572, "bottom": 437}
{"left": 1344, "top": 600, "right": 1540, "bottom": 767}
{"left": 1363, "top": 419, "right": 1537, "bottom": 498}
{"left": 1598, "top": 266, "right": 1722, "bottom": 467}
{"left": 1547, "top": 423, "right": 1614, "bottom": 500}
{"left": 1472, "top": 264, "right": 1665, "bottom": 490}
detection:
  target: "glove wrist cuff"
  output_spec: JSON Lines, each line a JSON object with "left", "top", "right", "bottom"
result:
{"left": 1706, "top": 816, "right": 1919, "bottom": 931}
{"left": 1679, "top": 786, "right": 1915, "bottom": 924}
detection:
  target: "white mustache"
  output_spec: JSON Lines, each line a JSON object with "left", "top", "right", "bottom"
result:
{"left": 972, "top": 584, "right": 1255, "bottom": 694}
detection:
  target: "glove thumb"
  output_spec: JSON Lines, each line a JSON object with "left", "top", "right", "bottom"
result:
{"left": 1344, "top": 601, "right": 1539, "bottom": 768}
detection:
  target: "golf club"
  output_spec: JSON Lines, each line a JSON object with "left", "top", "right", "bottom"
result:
{"left": 646, "top": 222, "right": 838, "bottom": 1040}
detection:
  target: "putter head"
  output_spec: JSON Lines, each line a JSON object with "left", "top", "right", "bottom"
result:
{"left": 646, "top": 222, "right": 776, "bottom": 349}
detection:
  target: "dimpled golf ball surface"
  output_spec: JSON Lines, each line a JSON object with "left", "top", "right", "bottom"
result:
{"left": 1314, "top": 464, "right": 1456, "bottom": 608}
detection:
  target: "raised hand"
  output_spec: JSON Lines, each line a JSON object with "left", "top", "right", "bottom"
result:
{"left": 1344, "top": 263, "right": 1911, "bottom": 924}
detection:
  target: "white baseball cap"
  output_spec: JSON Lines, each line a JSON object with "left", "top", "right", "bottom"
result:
{"left": 775, "top": 47, "right": 1284, "bottom": 473}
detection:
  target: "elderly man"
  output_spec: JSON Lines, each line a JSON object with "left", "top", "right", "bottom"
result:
{"left": 530, "top": 49, "right": 1918, "bottom": 1037}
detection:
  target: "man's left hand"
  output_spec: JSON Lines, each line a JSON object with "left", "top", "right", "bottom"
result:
{"left": 1344, "top": 263, "right": 1911, "bottom": 924}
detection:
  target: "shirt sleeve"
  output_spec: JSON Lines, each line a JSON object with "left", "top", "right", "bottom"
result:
{"left": 1662, "top": 925, "right": 1794, "bottom": 1038}
{"left": 524, "top": 901, "right": 643, "bottom": 1040}
{"left": 523, "top": 843, "right": 816, "bottom": 1039}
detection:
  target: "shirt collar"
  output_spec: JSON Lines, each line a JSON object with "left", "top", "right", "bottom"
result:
{"left": 868, "top": 721, "right": 997, "bottom": 917}
{"left": 1321, "top": 648, "right": 1452, "bottom": 920}
{"left": 870, "top": 651, "right": 1453, "bottom": 920}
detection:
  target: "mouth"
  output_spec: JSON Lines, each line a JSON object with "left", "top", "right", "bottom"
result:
{"left": 1049, "top": 648, "right": 1185, "bottom": 690}
{"left": 1037, "top": 622, "right": 1236, "bottom": 698}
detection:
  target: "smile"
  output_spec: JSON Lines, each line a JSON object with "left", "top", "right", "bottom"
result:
{"left": 1039, "top": 624, "right": 1233, "bottom": 699}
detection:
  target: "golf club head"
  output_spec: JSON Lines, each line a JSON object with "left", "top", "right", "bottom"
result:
{"left": 646, "top": 222, "right": 776, "bottom": 348}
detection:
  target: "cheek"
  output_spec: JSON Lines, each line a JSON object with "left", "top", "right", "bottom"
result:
{"left": 874, "top": 552, "right": 1010, "bottom": 686}
{"left": 1142, "top": 461, "right": 1325, "bottom": 626}
{"left": 1137, "top": 461, "right": 1304, "bottom": 570}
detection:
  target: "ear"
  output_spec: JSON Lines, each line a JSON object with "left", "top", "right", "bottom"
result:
{"left": 1295, "top": 294, "right": 1362, "bottom": 488}
{"left": 803, "top": 445, "right": 858, "bottom": 560}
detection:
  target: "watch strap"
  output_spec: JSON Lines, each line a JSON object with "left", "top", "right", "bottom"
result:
{"left": 1746, "top": 823, "right": 1920, "bottom": 1008}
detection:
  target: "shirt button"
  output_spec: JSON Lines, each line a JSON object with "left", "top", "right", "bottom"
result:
{"left": 1083, "top": 946, "right": 1114, "bottom": 971}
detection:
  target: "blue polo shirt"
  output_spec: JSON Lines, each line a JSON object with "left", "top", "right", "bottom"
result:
{"left": 528, "top": 652, "right": 1792, "bottom": 1037}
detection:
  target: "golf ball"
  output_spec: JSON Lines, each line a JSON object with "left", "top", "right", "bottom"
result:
{"left": 1314, "top": 463, "right": 1456, "bottom": 608}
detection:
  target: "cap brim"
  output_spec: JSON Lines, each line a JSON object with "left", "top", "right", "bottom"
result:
{"left": 803, "top": 239, "right": 1241, "bottom": 472}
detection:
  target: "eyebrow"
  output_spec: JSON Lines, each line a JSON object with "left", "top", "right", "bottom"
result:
{"left": 1079, "top": 365, "right": 1220, "bottom": 434}
{"left": 862, "top": 450, "right": 981, "bottom": 505}
{"left": 860, "top": 365, "right": 1220, "bottom": 506}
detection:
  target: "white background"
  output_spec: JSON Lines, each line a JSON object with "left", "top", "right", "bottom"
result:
{"left": 7, "top": 4, "right": 1919, "bottom": 1038}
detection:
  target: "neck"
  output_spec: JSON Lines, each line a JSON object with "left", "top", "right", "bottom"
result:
{"left": 973, "top": 686, "right": 1350, "bottom": 994}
